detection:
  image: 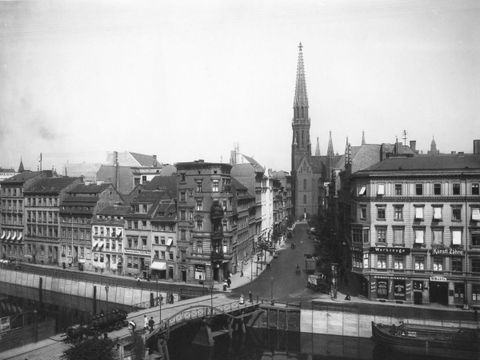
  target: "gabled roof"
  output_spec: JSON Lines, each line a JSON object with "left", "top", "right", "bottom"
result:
{"left": 241, "top": 155, "right": 265, "bottom": 173}
{"left": 152, "top": 200, "right": 177, "bottom": 221}
{"left": 359, "top": 154, "right": 480, "bottom": 174}
{"left": 335, "top": 144, "right": 382, "bottom": 173}
{"left": 130, "top": 152, "right": 158, "bottom": 167}
{"left": 24, "top": 177, "right": 80, "bottom": 194}
{"left": 142, "top": 175, "right": 177, "bottom": 197}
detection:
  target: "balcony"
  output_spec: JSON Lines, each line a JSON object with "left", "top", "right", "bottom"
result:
{"left": 211, "top": 251, "right": 224, "bottom": 262}
{"left": 210, "top": 203, "right": 224, "bottom": 220}
{"left": 211, "top": 230, "right": 223, "bottom": 240}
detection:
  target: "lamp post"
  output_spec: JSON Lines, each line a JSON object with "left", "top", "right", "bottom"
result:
{"left": 210, "top": 284, "right": 214, "bottom": 316}
{"left": 270, "top": 276, "right": 274, "bottom": 305}
{"left": 159, "top": 292, "right": 162, "bottom": 323}
{"left": 105, "top": 285, "right": 109, "bottom": 314}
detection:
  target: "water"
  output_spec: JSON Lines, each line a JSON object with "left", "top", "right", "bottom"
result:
{"left": 167, "top": 326, "right": 459, "bottom": 360}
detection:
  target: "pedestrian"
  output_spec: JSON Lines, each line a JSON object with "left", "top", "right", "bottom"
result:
{"left": 143, "top": 314, "right": 148, "bottom": 330}
{"left": 249, "top": 291, "right": 253, "bottom": 303}
{"left": 148, "top": 317, "right": 155, "bottom": 332}
{"left": 128, "top": 320, "right": 136, "bottom": 332}
{"left": 223, "top": 279, "right": 228, "bottom": 291}
{"left": 170, "top": 293, "right": 174, "bottom": 304}
{"left": 227, "top": 277, "right": 231, "bottom": 288}
{"left": 239, "top": 294, "right": 244, "bottom": 305}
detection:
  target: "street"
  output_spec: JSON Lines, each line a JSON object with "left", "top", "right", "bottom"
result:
{"left": 233, "top": 223, "right": 320, "bottom": 303}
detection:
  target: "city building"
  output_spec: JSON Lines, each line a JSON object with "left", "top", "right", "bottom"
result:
{"left": 0, "top": 171, "right": 52, "bottom": 261}
{"left": 349, "top": 148, "right": 480, "bottom": 307}
{"left": 176, "top": 160, "right": 234, "bottom": 284}
{"left": 91, "top": 204, "right": 130, "bottom": 275}
{"left": 24, "top": 177, "right": 82, "bottom": 265}
{"left": 59, "top": 183, "right": 122, "bottom": 269}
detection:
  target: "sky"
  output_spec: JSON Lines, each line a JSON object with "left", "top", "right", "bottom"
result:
{"left": 0, "top": 0, "right": 479, "bottom": 172}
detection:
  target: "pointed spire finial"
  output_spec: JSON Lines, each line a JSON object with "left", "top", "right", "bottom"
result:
{"left": 327, "top": 131, "right": 334, "bottom": 157}
{"left": 18, "top": 157, "right": 24, "bottom": 173}
{"left": 293, "top": 42, "right": 308, "bottom": 108}
{"left": 315, "top": 137, "right": 320, "bottom": 156}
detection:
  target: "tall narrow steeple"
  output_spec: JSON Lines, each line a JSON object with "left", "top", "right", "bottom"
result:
{"left": 315, "top": 137, "right": 320, "bottom": 156}
{"left": 294, "top": 42, "right": 308, "bottom": 109}
{"left": 18, "top": 158, "right": 24, "bottom": 173}
{"left": 327, "top": 131, "right": 334, "bottom": 157}
{"left": 361, "top": 130, "right": 366, "bottom": 145}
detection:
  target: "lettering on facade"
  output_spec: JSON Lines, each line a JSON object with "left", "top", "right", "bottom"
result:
{"left": 370, "top": 247, "right": 410, "bottom": 255}
{"left": 430, "top": 248, "right": 465, "bottom": 256}
{"left": 429, "top": 276, "right": 447, "bottom": 282}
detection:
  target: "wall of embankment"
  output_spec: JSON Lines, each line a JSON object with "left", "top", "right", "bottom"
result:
{"left": 0, "top": 268, "right": 176, "bottom": 310}
{"left": 253, "top": 300, "right": 479, "bottom": 338}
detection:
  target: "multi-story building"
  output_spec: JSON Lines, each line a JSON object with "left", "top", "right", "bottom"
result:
{"left": 91, "top": 204, "right": 130, "bottom": 275}
{"left": 59, "top": 183, "right": 122, "bottom": 269}
{"left": 0, "top": 171, "right": 51, "bottom": 261}
{"left": 350, "top": 150, "right": 480, "bottom": 307}
{"left": 176, "top": 160, "right": 234, "bottom": 284}
{"left": 24, "top": 177, "right": 82, "bottom": 265}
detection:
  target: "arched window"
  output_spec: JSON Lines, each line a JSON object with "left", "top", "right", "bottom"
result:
{"left": 303, "top": 179, "right": 307, "bottom": 190}
{"left": 301, "top": 131, "right": 304, "bottom": 146}
{"left": 303, "top": 194, "right": 307, "bottom": 204}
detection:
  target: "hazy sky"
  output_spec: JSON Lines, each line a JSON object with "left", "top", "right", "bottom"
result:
{"left": 0, "top": 0, "right": 479, "bottom": 172}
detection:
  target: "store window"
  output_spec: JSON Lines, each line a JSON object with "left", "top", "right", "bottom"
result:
{"left": 377, "top": 280, "right": 388, "bottom": 299}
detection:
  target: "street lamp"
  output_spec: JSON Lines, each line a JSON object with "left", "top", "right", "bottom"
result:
{"left": 270, "top": 276, "right": 274, "bottom": 305}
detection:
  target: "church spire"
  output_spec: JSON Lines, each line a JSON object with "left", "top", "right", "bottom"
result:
{"left": 293, "top": 42, "right": 308, "bottom": 108}
{"left": 362, "top": 130, "right": 366, "bottom": 145}
{"left": 327, "top": 131, "right": 334, "bottom": 157}
{"left": 315, "top": 137, "right": 320, "bottom": 156}
{"left": 18, "top": 158, "right": 24, "bottom": 173}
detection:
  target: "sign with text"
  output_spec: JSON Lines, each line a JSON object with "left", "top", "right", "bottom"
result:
{"left": 370, "top": 247, "right": 410, "bottom": 255}
{"left": 430, "top": 248, "right": 465, "bottom": 256}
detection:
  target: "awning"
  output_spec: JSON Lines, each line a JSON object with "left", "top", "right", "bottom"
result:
{"left": 117, "top": 228, "right": 123, "bottom": 237}
{"left": 6, "top": 232, "right": 10, "bottom": 240}
{"left": 472, "top": 208, "right": 480, "bottom": 221}
{"left": 150, "top": 261, "right": 167, "bottom": 271}
{"left": 0, "top": 231, "right": 5, "bottom": 240}
{"left": 358, "top": 186, "right": 366, "bottom": 196}
{"left": 92, "top": 241, "right": 98, "bottom": 250}
{"left": 17, "top": 233, "right": 22, "bottom": 241}
{"left": 166, "top": 238, "right": 173, "bottom": 247}
{"left": 11, "top": 233, "right": 16, "bottom": 241}
{"left": 97, "top": 243, "right": 104, "bottom": 250}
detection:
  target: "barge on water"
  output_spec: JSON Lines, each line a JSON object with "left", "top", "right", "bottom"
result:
{"left": 371, "top": 321, "right": 480, "bottom": 360}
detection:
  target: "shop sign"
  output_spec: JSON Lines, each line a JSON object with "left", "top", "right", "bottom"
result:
{"left": 370, "top": 247, "right": 410, "bottom": 255}
{"left": 377, "top": 280, "right": 388, "bottom": 298}
{"left": 430, "top": 248, "right": 464, "bottom": 256}
{"left": 394, "top": 280, "right": 406, "bottom": 300}
{"left": 430, "top": 276, "right": 447, "bottom": 282}
{"left": 413, "top": 281, "right": 423, "bottom": 291}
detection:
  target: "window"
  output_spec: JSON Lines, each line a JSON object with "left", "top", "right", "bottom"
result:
{"left": 414, "top": 256, "right": 425, "bottom": 271}
{"left": 473, "top": 183, "right": 479, "bottom": 195}
{"left": 452, "top": 257, "right": 463, "bottom": 273}
{"left": 472, "top": 208, "right": 480, "bottom": 221}
{"left": 303, "top": 194, "right": 307, "bottom": 204}
{"left": 393, "top": 227, "right": 404, "bottom": 245}
{"left": 376, "top": 205, "right": 386, "bottom": 220}
{"left": 363, "top": 229, "right": 370, "bottom": 243}
{"left": 141, "top": 237, "right": 147, "bottom": 248}
{"left": 161, "top": 236, "right": 165, "bottom": 245}
{"left": 377, "top": 254, "right": 387, "bottom": 269}
{"left": 432, "top": 206, "right": 442, "bottom": 221}
{"left": 414, "top": 206, "right": 424, "bottom": 220}
{"left": 471, "top": 258, "right": 480, "bottom": 274}
{"left": 352, "top": 228, "right": 362, "bottom": 244}
{"left": 393, "top": 205, "right": 403, "bottom": 221}
{"left": 472, "top": 285, "right": 480, "bottom": 304}
{"left": 433, "top": 257, "right": 443, "bottom": 272}
{"left": 358, "top": 186, "right": 366, "bottom": 196}
{"left": 363, "top": 253, "right": 369, "bottom": 268}
{"left": 352, "top": 252, "right": 362, "bottom": 268}
{"left": 414, "top": 228, "right": 424, "bottom": 245}
{"left": 161, "top": 251, "right": 165, "bottom": 259}
{"left": 196, "top": 220, "right": 203, "bottom": 230}
{"left": 212, "top": 179, "right": 219, "bottom": 192}
{"left": 181, "top": 210, "right": 186, "bottom": 220}
{"left": 432, "top": 229, "right": 443, "bottom": 245}
{"left": 415, "top": 184, "right": 423, "bottom": 195}
{"left": 471, "top": 232, "right": 480, "bottom": 247}
{"left": 180, "top": 191, "right": 186, "bottom": 201}
{"left": 434, "top": 183, "right": 441, "bottom": 195}
{"left": 452, "top": 206, "right": 462, "bottom": 221}
{"left": 376, "top": 227, "right": 387, "bottom": 243}
{"left": 196, "top": 240, "right": 203, "bottom": 254}
{"left": 452, "top": 229, "right": 462, "bottom": 245}
{"left": 359, "top": 205, "right": 367, "bottom": 220}
{"left": 394, "top": 256, "right": 404, "bottom": 270}
{"left": 154, "top": 236, "right": 159, "bottom": 244}
{"left": 196, "top": 180, "right": 202, "bottom": 192}
{"left": 196, "top": 199, "right": 203, "bottom": 211}
{"left": 377, "top": 184, "right": 385, "bottom": 196}
{"left": 181, "top": 229, "right": 186, "bottom": 240}
{"left": 303, "top": 179, "right": 307, "bottom": 191}
{"left": 169, "top": 252, "right": 174, "bottom": 260}
{"left": 453, "top": 183, "right": 461, "bottom": 195}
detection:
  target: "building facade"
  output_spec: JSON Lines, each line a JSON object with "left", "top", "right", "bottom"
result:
{"left": 350, "top": 153, "right": 480, "bottom": 307}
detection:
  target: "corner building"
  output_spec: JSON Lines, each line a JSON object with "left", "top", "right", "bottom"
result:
{"left": 176, "top": 160, "right": 234, "bottom": 284}
{"left": 350, "top": 153, "right": 480, "bottom": 307}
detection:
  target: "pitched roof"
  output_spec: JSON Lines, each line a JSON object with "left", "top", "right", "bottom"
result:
{"left": 97, "top": 204, "right": 131, "bottom": 216}
{"left": 130, "top": 152, "right": 158, "bottom": 167}
{"left": 96, "top": 165, "right": 133, "bottom": 195}
{"left": 1, "top": 171, "right": 44, "bottom": 185}
{"left": 335, "top": 144, "right": 382, "bottom": 173}
{"left": 241, "top": 155, "right": 265, "bottom": 173}
{"left": 24, "top": 177, "right": 80, "bottom": 194}
{"left": 360, "top": 154, "right": 480, "bottom": 173}
{"left": 142, "top": 175, "right": 177, "bottom": 197}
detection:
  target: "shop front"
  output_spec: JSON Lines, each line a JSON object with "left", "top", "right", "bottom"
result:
{"left": 429, "top": 276, "right": 449, "bottom": 306}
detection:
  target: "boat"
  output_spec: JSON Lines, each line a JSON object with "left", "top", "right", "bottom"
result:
{"left": 371, "top": 321, "right": 480, "bottom": 359}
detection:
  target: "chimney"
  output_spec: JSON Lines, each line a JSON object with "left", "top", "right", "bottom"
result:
{"left": 409, "top": 140, "right": 416, "bottom": 153}
{"left": 474, "top": 140, "right": 480, "bottom": 154}
{"left": 153, "top": 155, "right": 158, "bottom": 167}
